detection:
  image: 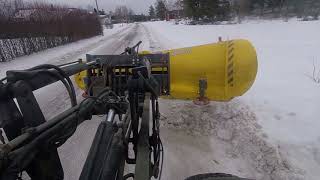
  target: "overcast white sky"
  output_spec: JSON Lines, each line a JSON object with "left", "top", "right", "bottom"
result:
{"left": 25, "top": 0, "right": 157, "bottom": 14}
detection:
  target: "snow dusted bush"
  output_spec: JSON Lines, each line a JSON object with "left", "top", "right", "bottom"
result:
{"left": 0, "top": 2, "right": 103, "bottom": 62}
{"left": 0, "top": 37, "right": 71, "bottom": 61}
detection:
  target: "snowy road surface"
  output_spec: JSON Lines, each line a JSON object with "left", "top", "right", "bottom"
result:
{"left": 142, "top": 19, "right": 320, "bottom": 180}
{"left": 1, "top": 19, "right": 319, "bottom": 180}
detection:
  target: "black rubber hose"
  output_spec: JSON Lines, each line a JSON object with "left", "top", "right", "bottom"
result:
{"left": 123, "top": 173, "right": 134, "bottom": 180}
{"left": 159, "top": 139, "right": 164, "bottom": 180}
{"left": 40, "top": 70, "right": 76, "bottom": 107}
{"left": 28, "top": 64, "right": 77, "bottom": 106}
{"left": 0, "top": 77, "right": 7, "bottom": 82}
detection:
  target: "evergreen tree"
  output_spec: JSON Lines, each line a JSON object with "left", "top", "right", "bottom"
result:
{"left": 149, "top": 5, "right": 156, "bottom": 19}
{"left": 303, "top": 0, "right": 320, "bottom": 20}
{"left": 201, "top": 0, "right": 219, "bottom": 20}
{"left": 155, "top": 0, "right": 167, "bottom": 20}
{"left": 250, "top": 0, "right": 266, "bottom": 16}
{"left": 290, "top": 0, "right": 304, "bottom": 18}
{"left": 183, "top": 0, "right": 231, "bottom": 21}
{"left": 183, "top": 0, "right": 215, "bottom": 20}
{"left": 217, "top": 0, "right": 231, "bottom": 21}
{"left": 181, "top": 0, "right": 319, "bottom": 21}
{"left": 183, "top": 0, "right": 199, "bottom": 19}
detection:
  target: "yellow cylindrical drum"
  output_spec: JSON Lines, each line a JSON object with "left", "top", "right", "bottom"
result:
{"left": 166, "top": 39, "right": 258, "bottom": 101}
{"left": 75, "top": 39, "right": 258, "bottom": 102}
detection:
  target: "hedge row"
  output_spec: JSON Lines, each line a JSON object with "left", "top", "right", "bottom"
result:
{"left": 0, "top": 5, "right": 103, "bottom": 62}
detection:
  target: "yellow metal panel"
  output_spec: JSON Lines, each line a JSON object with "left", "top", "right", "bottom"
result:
{"left": 152, "top": 67, "right": 168, "bottom": 71}
{"left": 74, "top": 39, "right": 258, "bottom": 102}
{"left": 74, "top": 70, "right": 87, "bottom": 90}
{"left": 166, "top": 39, "right": 258, "bottom": 101}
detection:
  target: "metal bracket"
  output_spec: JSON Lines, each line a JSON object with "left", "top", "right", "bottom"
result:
{"left": 194, "top": 78, "right": 210, "bottom": 105}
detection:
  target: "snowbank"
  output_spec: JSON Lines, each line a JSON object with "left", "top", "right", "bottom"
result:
{"left": 159, "top": 99, "right": 304, "bottom": 179}
{"left": 143, "top": 19, "right": 320, "bottom": 179}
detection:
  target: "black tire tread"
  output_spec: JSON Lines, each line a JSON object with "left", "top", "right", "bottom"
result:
{"left": 185, "top": 173, "right": 251, "bottom": 180}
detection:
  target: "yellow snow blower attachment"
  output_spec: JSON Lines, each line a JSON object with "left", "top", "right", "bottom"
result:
{"left": 166, "top": 39, "right": 258, "bottom": 101}
{"left": 75, "top": 39, "right": 257, "bottom": 102}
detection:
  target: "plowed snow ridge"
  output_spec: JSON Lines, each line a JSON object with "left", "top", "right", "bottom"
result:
{"left": 159, "top": 99, "right": 304, "bottom": 180}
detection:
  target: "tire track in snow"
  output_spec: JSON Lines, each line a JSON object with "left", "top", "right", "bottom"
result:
{"left": 57, "top": 23, "right": 141, "bottom": 180}
{"left": 140, "top": 23, "right": 175, "bottom": 51}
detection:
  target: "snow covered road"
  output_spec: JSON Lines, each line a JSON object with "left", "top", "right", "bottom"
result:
{"left": 56, "top": 23, "right": 147, "bottom": 180}
{"left": 0, "top": 23, "right": 146, "bottom": 180}
{"left": 142, "top": 20, "right": 320, "bottom": 180}
{"left": 1, "top": 19, "right": 319, "bottom": 180}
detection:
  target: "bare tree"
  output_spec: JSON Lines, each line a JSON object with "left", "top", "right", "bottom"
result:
{"left": 0, "top": 0, "right": 16, "bottom": 20}
{"left": 114, "top": 5, "right": 133, "bottom": 22}
{"left": 13, "top": 0, "right": 24, "bottom": 10}
{"left": 307, "top": 61, "right": 320, "bottom": 83}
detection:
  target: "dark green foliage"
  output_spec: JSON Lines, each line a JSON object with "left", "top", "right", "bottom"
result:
{"left": 155, "top": 0, "right": 167, "bottom": 20}
{"left": 303, "top": 0, "right": 320, "bottom": 19}
{"left": 181, "top": 0, "right": 320, "bottom": 22}
{"left": 149, "top": 5, "right": 156, "bottom": 19}
{"left": 130, "top": 14, "right": 149, "bottom": 22}
{"left": 183, "top": 0, "right": 231, "bottom": 21}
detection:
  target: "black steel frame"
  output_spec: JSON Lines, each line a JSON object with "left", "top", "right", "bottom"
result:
{"left": 0, "top": 42, "right": 167, "bottom": 180}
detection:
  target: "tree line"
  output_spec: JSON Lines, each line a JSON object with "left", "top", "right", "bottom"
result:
{"left": 0, "top": 0, "right": 102, "bottom": 62}
{"left": 148, "top": 0, "right": 320, "bottom": 22}
{"left": 106, "top": 5, "right": 149, "bottom": 23}
{"left": 149, "top": 0, "right": 168, "bottom": 20}
{"left": 233, "top": 0, "right": 320, "bottom": 20}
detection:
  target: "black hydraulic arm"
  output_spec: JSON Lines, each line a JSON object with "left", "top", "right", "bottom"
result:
{"left": 134, "top": 93, "right": 151, "bottom": 180}
{"left": 80, "top": 109, "right": 125, "bottom": 180}
{"left": 0, "top": 42, "right": 165, "bottom": 180}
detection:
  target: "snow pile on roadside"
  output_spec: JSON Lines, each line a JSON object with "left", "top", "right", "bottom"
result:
{"left": 159, "top": 99, "right": 304, "bottom": 180}
{"left": 142, "top": 19, "right": 320, "bottom": 179}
